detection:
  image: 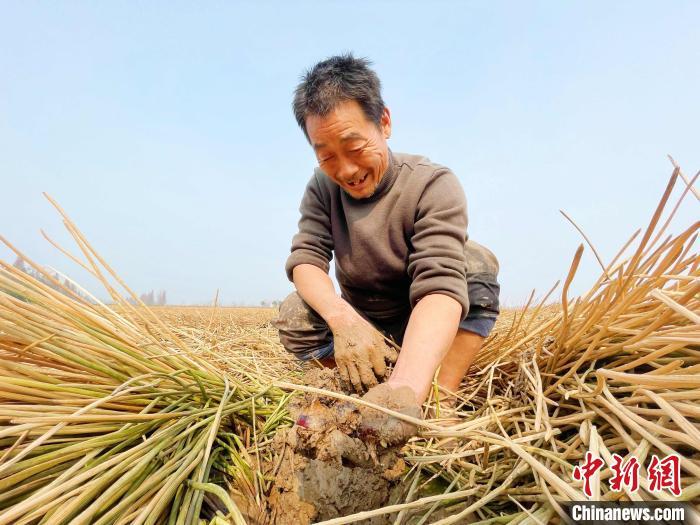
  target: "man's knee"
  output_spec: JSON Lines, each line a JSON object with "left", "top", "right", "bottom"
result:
{"left": 465, "top": 240, "right": 499, "bottom": 279}
{"left": 458, "top": 315, "right": 497, "bottom": 338}
{"left": 463, "top": 240, "right": 500, "bottom": 337}
{"left": 272, "top": 292, "right": 333, "bottom": 360}
{"left": 274, "top": 292, "right": 317, "bottom": 331}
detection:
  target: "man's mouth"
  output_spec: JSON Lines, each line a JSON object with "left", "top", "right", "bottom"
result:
{"left": 347, "top": 173, "right": 369, "bottom": 188}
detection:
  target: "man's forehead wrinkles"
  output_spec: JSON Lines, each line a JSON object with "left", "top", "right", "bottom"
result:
{"left": 312, "top": 131, "right": 364, "bottom": 151}
{"left": 339, "top": 132, "right": 365, "bottom": 142}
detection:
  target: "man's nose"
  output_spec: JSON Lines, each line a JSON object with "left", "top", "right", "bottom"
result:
{"left": 336, "top": 158, "right": 360, "bottom": 181}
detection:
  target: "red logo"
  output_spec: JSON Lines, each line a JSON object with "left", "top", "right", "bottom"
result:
{"left": 609, "top": 454, "right": 640, "bottom": 492}
{"left": 648, "top": 454, "right": 681, "bottom": 497}
{"left": 573, "top": 452, "right": 683, "bottom": 499}
{"left": 573, "top": 452, "right": 605, "bottom": 498}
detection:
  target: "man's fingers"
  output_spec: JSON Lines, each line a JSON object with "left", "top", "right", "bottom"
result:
{"left": 336, "top": 359, "right": 351, "bottom": 386}
{"left": 346, "top": 363, "right": 363, "bottom": 393}
{"left": 358, "top": 358, "right": 378, "bottom": 390}
{"left": 383, "top": 345, "right": 398, "bottom": 364}
{"left": 369, "top": 345, "right": 386, "bottom": 378}
{"left": 359, "top": 384, "right": 421, "bottom": 445}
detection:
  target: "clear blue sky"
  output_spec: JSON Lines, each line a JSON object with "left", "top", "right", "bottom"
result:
{"left": 1, "top": 2, "right": 698, "bottom": 306}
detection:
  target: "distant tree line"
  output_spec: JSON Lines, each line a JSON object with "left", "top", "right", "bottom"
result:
{"left": 10, "top": 257, "right": 283, "bottom": 309}
{"left": 12, "top": 256, "right": 92, "bottom": 302}
{"left": 137, "top": 290, "right": 167, "bottom": 306}
{"left": 260, "top": 300, "right": 282, "bottom": 308}
{"left": 13, "top": 257, "right": 168, "bottom": 307}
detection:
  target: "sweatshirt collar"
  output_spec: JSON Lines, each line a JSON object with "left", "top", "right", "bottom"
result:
{"left": 356, "top": 148, "right": 398, "bottom": 203}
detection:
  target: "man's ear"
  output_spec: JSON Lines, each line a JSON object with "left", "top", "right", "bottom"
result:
{"left": 381, "top": 107, "right": 392, "bottom": 139}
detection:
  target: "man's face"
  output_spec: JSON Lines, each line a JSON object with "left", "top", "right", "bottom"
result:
{"left": 305, "top": 100, "right": 392, "bottom": 199}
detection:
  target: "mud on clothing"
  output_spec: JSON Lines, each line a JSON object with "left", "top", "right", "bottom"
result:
{"left": 276, "top": 150, "right": 501, "bottom": 360}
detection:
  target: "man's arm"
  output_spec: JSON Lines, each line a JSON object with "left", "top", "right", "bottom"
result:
{"left": 285, "top": 175, "right": 334, "bottom": 280}
{"left": 292, "top": 263, "right": 357, "bottom": 329}
{"left": 358, "top": 168, "right": 470, "bottom": 443}
{"left": 357, "top": 295, "right": 460, "bottom": 444}
{"left": 293, "top": 263, "right": 394, "bottom": 390}
{"left": 386, "top": 293, "right": 462, "bottom": 402}
{"left": 394, "top": 169, "right": 470, "bottom": 403}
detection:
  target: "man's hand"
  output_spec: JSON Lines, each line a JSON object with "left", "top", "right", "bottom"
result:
{"left": 290, "top": 265, "right": 397, "bottom": 391}
{"left": 359, "top": 383, "right": 421, "bottom": 445}
{"left": 330, "top": 314, "right": 397, "bottom": 392}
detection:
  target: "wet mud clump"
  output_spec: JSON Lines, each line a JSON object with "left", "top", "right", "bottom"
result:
{"left": 268, "top": 368, "right": 406, "bottom": 524}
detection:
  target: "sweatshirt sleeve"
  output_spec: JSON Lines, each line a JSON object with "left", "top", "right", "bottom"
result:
{"left": 407, "top": 169, "right": 470, "bottom": 319}
{"left": 285, "top": 174, "right": 334, "bottom": 281}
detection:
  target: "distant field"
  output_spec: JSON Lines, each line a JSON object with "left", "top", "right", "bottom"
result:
{"left": 151, "top": 305, "right": 278, "bottom": 327}
{"left": 147, "top": 304, "right": 548, "bottom": 356}
{"left": 144, "top": 304, "right": 558, "bottom": 378}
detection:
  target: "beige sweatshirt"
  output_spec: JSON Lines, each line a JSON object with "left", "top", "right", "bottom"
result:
{"left": 285, "top": 150, "right": 470, "bottom": 322}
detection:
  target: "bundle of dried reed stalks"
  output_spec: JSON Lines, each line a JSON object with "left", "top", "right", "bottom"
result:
{"left": 0, "top": 198, "right": 290, "bottom": 524}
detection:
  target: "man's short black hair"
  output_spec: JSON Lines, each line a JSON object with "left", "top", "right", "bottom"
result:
{"left": 293, "top": 53, "right": 385, "bottom": 140}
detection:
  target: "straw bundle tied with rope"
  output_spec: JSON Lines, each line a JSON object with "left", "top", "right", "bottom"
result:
{"left": 0, "top": 160, "right": 698, "bottom": 524}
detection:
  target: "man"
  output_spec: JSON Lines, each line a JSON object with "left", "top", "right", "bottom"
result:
{"left": 274, "top": 54, "right": 500, "bottom": 442}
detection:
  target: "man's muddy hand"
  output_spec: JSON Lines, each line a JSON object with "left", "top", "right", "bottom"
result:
{"left": 359, "top": 383, "right": 421, "bottom": 446}
{"left": 330, "top": 317, "right": 397, "bottom": 393}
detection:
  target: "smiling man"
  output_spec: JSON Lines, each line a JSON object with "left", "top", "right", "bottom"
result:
{"left": 274, "top": 54, "right": 500, "bottom": 441}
